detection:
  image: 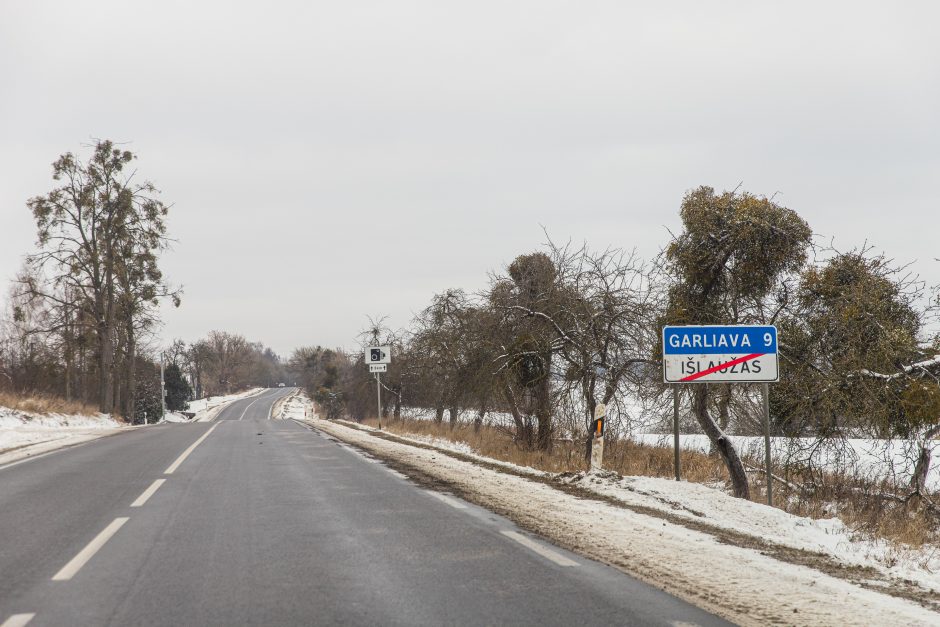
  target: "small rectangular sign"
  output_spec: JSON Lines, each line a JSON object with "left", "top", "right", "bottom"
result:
{"left": 366, "top": 345, "right": 391, "bottom": 364}
{"left": 663, "top": 325, "right": 778, "bottom": 383}
{"left": 369, "top": 364, "right": 387, "bottom": 373}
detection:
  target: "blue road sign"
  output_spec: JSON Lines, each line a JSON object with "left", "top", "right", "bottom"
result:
{"left": 663, "top": 325, "right": 778, "bottom": 383}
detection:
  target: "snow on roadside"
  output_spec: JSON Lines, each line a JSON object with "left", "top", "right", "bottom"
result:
{"left": 340, "top": 422, "right": 547, "bottom": 479}
{"left": 559, "top": 471, "right": 940, "bottom": 594}
{"left": 187, "top": 388, "right": 265, "bottom": 422}
{"left": 271, "top": 389, "right": 315, "bottom": 421}
{"left": 311, "top": 418, "right": 940, "bottom": 626}
{"left": 347, "top": 421, "right": 940, "bottom": 593}
{"left": 1, "top": 388, "right": 266, "bottom": 465}
{"left": 0, "top": 405, "right": 125, "bottom": 464}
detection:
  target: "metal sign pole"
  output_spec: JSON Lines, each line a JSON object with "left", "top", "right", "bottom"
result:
{"left": 160, "top": 353, "right": 166, "bottom": 420}
{"left": 762, "top": 382, "right": 772, "bottom": 506}
{"left": 376, "top": 372, "right": 382, "bottom": 430}
{"left": 673, "top": 386, "right": 681, "bottom": 481}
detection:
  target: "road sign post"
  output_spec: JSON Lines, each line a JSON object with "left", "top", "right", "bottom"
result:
{"left": 160, "top": 352, "right": 166, "bottom": 420}
{"left": 762, "top": 383, "right": 772, "bottom": 506}
{"left": 365, "top": 346, "right": 392, "bottom": 430}
{"left": 673, "top": 386, "right": 680, "bottom": 481}
{"left": 376, "top": 372, "right": 382, "bottom": 430}
{"left": 663, "top": 325, "right": 778, "bottom": 503}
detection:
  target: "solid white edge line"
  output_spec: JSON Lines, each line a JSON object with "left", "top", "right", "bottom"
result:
{"left": 500, "top": 530, "right": 579, "bottom": 567}
{"left": 1, "top": 614, "right": 36, "bottom": 627}
{"left": 130, "top": 478, "right": 166, "bottom": 507}
{"left": 426, "top": 491, "right": 468, "bottom": 509}
{"left": 164, "top": 423, "right": 219, "bottom": 474}
{"left": 51, "top": 517, "right": 129, "bottom": 581}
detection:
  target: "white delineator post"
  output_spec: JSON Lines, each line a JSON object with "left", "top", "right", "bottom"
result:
{"left": 590, "top": 403, "right": 606, "bottom": 471}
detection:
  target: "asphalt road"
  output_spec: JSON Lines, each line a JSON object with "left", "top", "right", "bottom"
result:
{"left": 0, "top": 388, "right": 729, "bottom": 626}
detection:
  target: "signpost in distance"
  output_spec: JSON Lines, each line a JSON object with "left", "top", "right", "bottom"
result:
{"left": 365, "top": 346, "right": 392, "bottom": 429}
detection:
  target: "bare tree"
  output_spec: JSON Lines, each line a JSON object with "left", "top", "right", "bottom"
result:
{"left": 24, "top": 140, "right": 174, "bottom": 414}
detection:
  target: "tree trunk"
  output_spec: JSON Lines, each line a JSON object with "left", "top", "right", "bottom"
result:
{"left": 474, "top": 399, "right": 486, "bottom": 433}
{"left": 448, "top": 403, "right": 459, "bottom": 429}
{"left": 535, "top": 352, "right": 553, "bottom": 451}
{"left": 124, "top": 330, "right": 136, "bottom": 423}
{"left": 502, "top": 381, "right": 528, "bottom": 446}
{"left": 97, "top": 317, "right": 114, "bottom": 414}
{"left": 693, "top": 385, "right": 750, "bottom": 499}
{"left": 911, "top": 424, "right": 940, "bottom": 491}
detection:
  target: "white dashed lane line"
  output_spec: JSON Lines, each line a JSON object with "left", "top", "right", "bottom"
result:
{"left": 130, "top": 479, "right": 166, "bottom": 507}
{"left": 500, "top": 530, "right": 579, "bottom": 567}
{"left": 51, "top": 517, "right": 129, "bottom": 581}
{"left": 1, "top": 613, "right": 35, "bottom": 627}
{"left": 164, "top": 423, "right": 220, "bottom": 475}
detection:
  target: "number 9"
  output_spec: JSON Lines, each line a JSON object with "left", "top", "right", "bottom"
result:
{"left": 764, "top": 332, "right": 773, "bottom": 347}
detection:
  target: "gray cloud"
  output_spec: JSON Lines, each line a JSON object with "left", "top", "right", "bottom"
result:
{"left": 2, "top": 1, "right": 938, "bottom": 355}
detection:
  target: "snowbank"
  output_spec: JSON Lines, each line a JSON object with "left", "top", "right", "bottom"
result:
{"left": 186, "top": 388, "right": 265, "bottom": 422}
{"left": 0, "top": 406, "right": 125, "bottom": 465}
{"left": 272, "top": 390, "right": 314, "bottom": 421}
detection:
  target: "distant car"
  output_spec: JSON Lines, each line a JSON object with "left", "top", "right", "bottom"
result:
{"left": 278, "top": 383, "right": 285, "bottom": 387}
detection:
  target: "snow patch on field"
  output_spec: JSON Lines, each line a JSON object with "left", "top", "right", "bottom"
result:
{"left": 633, "top": 432, "right": 940, "bottom": 490}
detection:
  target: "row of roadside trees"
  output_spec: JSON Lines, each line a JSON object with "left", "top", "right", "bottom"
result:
{"left": 0, "top": 141, "right": 178, "bottom": 420}
{"left": 0, "top": 141, "right": 289, "bottom": 422}
{"left": 292, "top": 186, "right": 940, "bottom": 503}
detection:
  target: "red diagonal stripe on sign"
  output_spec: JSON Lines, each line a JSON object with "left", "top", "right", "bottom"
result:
{"left": 680, "top": 353, "right": 765, "bottom": 382}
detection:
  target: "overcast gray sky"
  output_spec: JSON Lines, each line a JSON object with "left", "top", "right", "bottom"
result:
{"left": 2, "top": 1, "right": 938, "bottom": 356}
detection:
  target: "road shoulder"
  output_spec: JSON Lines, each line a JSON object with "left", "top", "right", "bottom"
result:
{"left": 307, "top": 418, "right": 940, "bottom": 627}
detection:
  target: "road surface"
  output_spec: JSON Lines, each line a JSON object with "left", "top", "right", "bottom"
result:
{"left": 0, "top": 388, "right": 728, "bottom": 626}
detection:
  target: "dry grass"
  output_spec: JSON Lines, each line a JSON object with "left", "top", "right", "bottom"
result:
{"left": 360, "top": 415, "right": 727, "bottom": 481}
{"left": 0, "top": 390, "right": 100, "bottom": 417}
{"left": 358, "top": 414, "right": 940, "bottom": 549}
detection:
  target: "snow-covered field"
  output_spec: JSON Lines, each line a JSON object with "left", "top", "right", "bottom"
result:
{"left": 398, "top": 405, "right": 940, "bottom": 490}
{"left": 633, "top": 432, "right": 940, "bottom": 491}
{"left": 312, "top": 417, "right": 940, "bottom": 626}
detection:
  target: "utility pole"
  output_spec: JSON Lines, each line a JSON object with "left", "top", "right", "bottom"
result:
{"left": 160, "top": 352, "right": 167, "bottom": 420}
